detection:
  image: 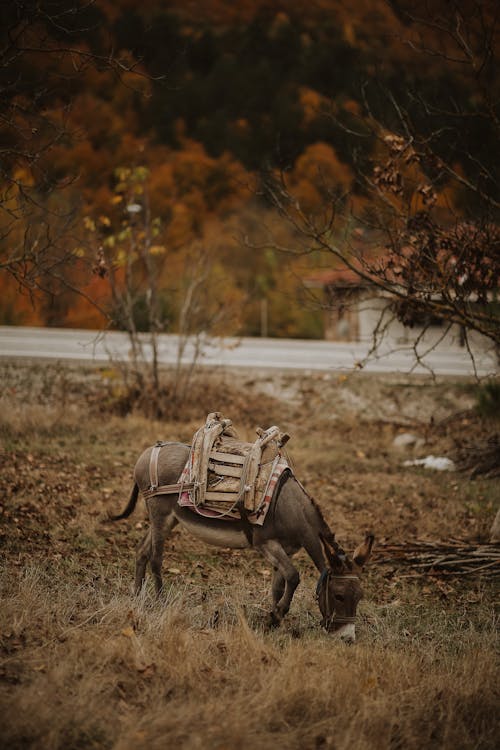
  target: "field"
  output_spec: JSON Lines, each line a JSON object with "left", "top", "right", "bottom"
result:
{"left": 0, "top": 361, "right": 499, "bottom": 750}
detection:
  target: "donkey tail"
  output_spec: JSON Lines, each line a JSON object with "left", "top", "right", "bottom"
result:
{"left": 109, "top": 483, "right": 139, "bottom": 521}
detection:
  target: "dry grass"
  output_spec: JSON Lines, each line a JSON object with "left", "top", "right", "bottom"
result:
{"left": 1, "top": 564, "right": 497, "bottom": 750}
{"left": 0, "top": 363, "right": 498, "bottom": 749}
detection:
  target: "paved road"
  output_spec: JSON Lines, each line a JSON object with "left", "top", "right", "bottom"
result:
{"left": 0, "top": 326, "right": 497, "bottom": 376}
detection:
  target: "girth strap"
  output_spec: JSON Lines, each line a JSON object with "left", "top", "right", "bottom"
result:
{"left": 236, "top": 499, "right": 255, "bottom": 546}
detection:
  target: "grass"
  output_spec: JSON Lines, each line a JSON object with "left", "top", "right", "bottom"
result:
{"left": 0, "top": 363, "right": 499, "bottom": 749}
{"left": 1, "top": 564, "right": 497, "bottom": 750}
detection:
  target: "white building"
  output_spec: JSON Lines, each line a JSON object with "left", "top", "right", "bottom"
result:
{"left": 307, "top": 267, "right": 498, "bottom": 363}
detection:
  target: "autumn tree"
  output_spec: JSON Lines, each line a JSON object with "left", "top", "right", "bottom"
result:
{"left": 81, "top": 165, "right": 244, "bottom": 416}
{"left": 0, "top": 0, "right": 147, "bottom": 317}
{"left": 263, "top": 1, "right": 499, "bottom": 367}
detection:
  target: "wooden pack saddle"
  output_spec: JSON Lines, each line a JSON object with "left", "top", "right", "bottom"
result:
{"left": 184, "top": 412, "right": 290, "bottom": 514}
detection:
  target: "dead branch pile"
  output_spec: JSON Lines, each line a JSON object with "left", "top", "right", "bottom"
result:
{"left": 453, "top": 433, "right": 500, "bottom": 478}
{"left": 375, "top": 539, "right": 500, "bottom": 579}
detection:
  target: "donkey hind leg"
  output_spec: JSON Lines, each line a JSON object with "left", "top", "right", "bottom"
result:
{"left": 150, "top": 513, "right": 178, "bottom": 594}
{"left": 260, "top": 539, "right": 300, "bottom": 626}
{"left": 135, "top": 528, "right": 152, "bottom": 594}
{"left": 135, "top": 507, "right": 178, "bottom": 595}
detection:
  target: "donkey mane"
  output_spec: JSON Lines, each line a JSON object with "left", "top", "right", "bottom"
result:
{"left": 294, "top": 477, "right": 342, "bottom": 554}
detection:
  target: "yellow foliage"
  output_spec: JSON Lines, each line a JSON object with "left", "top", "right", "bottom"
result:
{"left": 115, "top": 166, "right": 132, "bottom": 184}
{"left": 84, "top": 217, "right": 96, "bottom": 232}
{"left": 115, "top": 249, "right": 133, "bottom": 266}
{"left": 12, "top": 168, "right": 35, "bottom": 186}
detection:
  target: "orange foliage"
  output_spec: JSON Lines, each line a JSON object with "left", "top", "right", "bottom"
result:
{"left": 3, "top": 0, "right": 489, "bottom": 335}
{"left": 299, "top": 87, "right": 327, "bottom": 125}
{"left": 289, "top": 142, "right": 354, "bottom": 212}
{"left": 146, "top": 141, "right": 250, "bottom": 243}
{"left": 63, "top": 276, "right": 109, "bottom": 329}
{"left": 0, "top": 280, "right": 45, "bottom": 326}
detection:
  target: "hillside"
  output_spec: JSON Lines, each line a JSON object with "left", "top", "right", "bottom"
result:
{"left": 1, "top": 0, "right": 497, "bottom": 335}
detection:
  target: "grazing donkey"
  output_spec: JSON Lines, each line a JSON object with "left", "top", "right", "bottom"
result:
{"left": 112, "top": 441, "right": 374, "bottom": 640}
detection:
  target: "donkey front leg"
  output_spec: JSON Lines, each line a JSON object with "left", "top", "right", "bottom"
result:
{"left": 271, "top": 567, "right": 285, "bottom": 611}
{"left": 260, "top": 540, "right": 300, "bottom": 627}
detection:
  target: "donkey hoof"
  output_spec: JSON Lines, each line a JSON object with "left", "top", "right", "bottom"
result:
{"left": 267, "top": 610, "right": 282, "bottom": 629}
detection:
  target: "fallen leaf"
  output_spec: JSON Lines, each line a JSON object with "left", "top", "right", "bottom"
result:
{"left": 362, "top": 676, "right": 377, "bottom": 691}
{"left": 121, "top": 626, "right": 135, "bottom": 638}
{"left": 137, "top": 662, "right": 156, "bottom": 678}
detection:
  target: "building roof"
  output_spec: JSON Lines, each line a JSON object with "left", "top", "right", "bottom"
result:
{"left": 306, "top": 266, "right": 370, "bottom": 289}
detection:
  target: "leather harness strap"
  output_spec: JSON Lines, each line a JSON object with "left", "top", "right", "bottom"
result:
{"left": 149, "top": 442, "right": 163, "bottom": 490}
{"left": 144, "top": 441, "right": 195, "bottom": 500}
{"left": 143, "top": 482, "right": 195, "bottom": 501}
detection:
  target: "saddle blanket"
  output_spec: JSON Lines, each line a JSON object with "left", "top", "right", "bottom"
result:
{"left": 178, "top": 454, "right": 290, "bottom": 525}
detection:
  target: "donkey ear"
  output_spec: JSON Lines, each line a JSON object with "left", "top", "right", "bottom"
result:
{"left": 320, "top": 533, "right": 345, "bottom": 572}
{"left": 352, "top": 533, "right": 374, "bottom": 569}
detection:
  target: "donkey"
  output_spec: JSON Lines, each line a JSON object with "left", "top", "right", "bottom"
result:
{"left": 111, "top": 441, "right": 374, "bottom": 640}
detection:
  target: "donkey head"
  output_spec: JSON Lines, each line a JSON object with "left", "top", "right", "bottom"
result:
{"left": 316, "top": 533, "right": 374, "bottom": 642}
